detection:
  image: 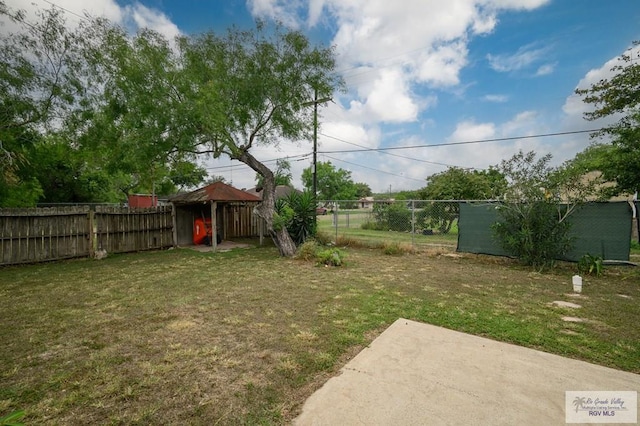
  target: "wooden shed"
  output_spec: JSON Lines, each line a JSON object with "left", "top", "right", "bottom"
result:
{"left": 169, "top": 182, "right": 262, "bottom": 250}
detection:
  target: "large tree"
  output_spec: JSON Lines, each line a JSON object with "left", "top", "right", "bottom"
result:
{"left": 418, "top": 167, "right": 506, "bottom": 200}
{"left": 175, "top": 25, "right": 342, "bottom": 256}
{"left": 575, "top": 41, "right": 640, "bottom": 196}
{"left": 416, "top": 167, "right": 506, "bottom": 234}
{"left": 77, "top": 22, "right": 206, "bottom": 199}
{"left": 301, "top": 161, "right": 357, "bottom": 201}
{"left": 2, "top": 3, "right": 342, "bottom": 257}
{"left": 0, "top": 2, "right": 87, "bottom": 206}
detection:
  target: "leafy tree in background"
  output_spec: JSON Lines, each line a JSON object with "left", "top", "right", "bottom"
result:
{"left": 301, "top": 161, "right": 357, "bottom": 201}
{"left": 415, "top": 167, "right": 506, "bottom": 234}
{"left": 354, "top": 182, "right": 372, "bottom": 199}
{"left": 255, "top": 159, "right": 292, "bottom": 188}
{"left": 78, "top": 22, "right": 204, "bottom": 199}
{"left": 575, "top": 41, "right": 640, "bottom": 196}
{"left": 0, "top": 2, "right": 87, "bottom": 206}
{"left": 418, "top": 167, "right": 506, "bottom": 200}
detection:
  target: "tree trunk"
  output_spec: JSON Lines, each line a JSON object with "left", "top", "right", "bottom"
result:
{"left": 235, "top": 150, "right": 297, "bottom": 257}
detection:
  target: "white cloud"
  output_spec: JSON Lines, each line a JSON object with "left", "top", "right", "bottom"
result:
{"left": 2, "top": 0, "right": 180, "bottom": 40}
{"left": 501, "top": 110, "right": 539, "bottom": 137}
{"left": 123, "top": 3, "right": 181, "bottom": 41}
{"left": 487, "top": 44, "right": 549, "bottom": 73}
{"left": 364, "top": 68, "right": 419, "bottom": 123}
{"left": 449, "top": 120, "right": 496, "bottom": 142}
{"left": 247, "top": 0, "right": 303, "bottom": 28}
{"left": 249, "top": 0, "right": 552, "bottom": 133}
{"left": 535, "top": 63, "right": 555, "bottom": 76}
{"left": 484, "top": 94, "right": 509, "bottom": 103}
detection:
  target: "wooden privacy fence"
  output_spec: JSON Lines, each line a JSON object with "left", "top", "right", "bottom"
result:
{"left": 223, "top": 203, "right": 263, "bottom": 239}
{"left": 0, "top": 205, "right": 173, "bottom": 266}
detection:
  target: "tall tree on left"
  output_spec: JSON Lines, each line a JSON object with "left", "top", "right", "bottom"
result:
{"left": 0, "top": 2, "right": 87, "bottom": 206}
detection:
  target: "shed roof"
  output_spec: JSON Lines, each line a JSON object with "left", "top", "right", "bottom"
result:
{"left": 170, "top": 182, "right": 261, "bottom": 204}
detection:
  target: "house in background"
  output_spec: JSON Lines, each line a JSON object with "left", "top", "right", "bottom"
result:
{"left": 359, "top": 197, "right": 374, "bottom": 209}
{"left": 169, "top": 182, "right": 262, "bottom": 250}
{"left": 243, "top": 185, "right": 302, "bottom": 200}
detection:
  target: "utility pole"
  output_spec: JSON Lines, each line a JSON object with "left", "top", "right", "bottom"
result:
{"left": 313, "top": 89, "right": 318, "bottom": 202}
{"left": 304, "top": 89, "right": 331, "bottom": 210}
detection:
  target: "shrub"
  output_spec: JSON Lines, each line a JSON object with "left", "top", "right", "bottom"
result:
{"left": 371, "top": 202, "right": 412, "bottom": 232}
{"left": 490, "top": 150, "right": 599, "bottom": 270}
{"left": 295, "top": 240, "right": 319, "bottom": 261}
{"left": 316, "top": 248, "right": 346, "bottom": 266}
{"left": 275, "top": 190, "right": 317, "bottom": 246}
{"left": 294, "top": 239, "right": 346, "bottom": 266}
{"left": 492, "top": 202, "right": 573, "bottom": 270}
{"left": 578, "top": 253, "right": 604, "bottom": 277}
{"left": 361, "top": 221, "right": 385, "bottom": 231}
{"left": 382, "top": 242, "right": 415, "bottom": 255}
{"left": 416, "top": 202, "right": 458, "bottom": 234}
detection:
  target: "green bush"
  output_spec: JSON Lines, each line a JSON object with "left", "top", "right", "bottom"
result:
{"left": 275, "top": 190, "right": 317, "bottom": 246}
{"left": 578, "top": 253, "right": 604, "bottom": 277}
{"left": 492, "top": 202, "right": 573, "bottom": 270}
{"left": 295, "top": 240, "right": 320, "bottom": 261}
{"left": 316, "top": 248, "right": 346, "bottom": 266}
{"left": 416, "top": 202, "right": 458, "bottom": 234}
{"left": 294, "top": 240, "right": 346, "bottom": 266}
{"left": 361, "top": 221, "right": 385, "bottom": 231}
{"left": 371, "top": 203, "right": 411, "bottom": 232}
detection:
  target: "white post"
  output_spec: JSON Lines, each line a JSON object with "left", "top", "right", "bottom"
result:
{"left": 211, "top": 201, "right": 217, "bottom": 252}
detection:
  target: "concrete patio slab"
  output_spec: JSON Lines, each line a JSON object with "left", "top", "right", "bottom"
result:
{"left": 294, "top": 318, "right": 639, "bottom": 425}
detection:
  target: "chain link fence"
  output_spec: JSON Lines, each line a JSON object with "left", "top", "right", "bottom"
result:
{"left": 316, "top": 200, "right": 463, "bottom": 251}
{"left": 316, "top": 200, "right": 637, "bottom": 259}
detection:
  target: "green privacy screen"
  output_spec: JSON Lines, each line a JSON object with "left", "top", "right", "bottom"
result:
{"left": 457, "top": 202, "right": 633, "bottom": 261}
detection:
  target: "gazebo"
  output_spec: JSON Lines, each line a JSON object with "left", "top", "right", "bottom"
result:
{"left": 169, "top": 182, "right": 262, "bottom": 250}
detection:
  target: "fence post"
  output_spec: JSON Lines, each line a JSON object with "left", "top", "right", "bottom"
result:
{"left": 334, "top": 203, "right": 338, "bottom": 242}
{"left": 411, "top": 200, "right": 415, "bottom": 248}
{"left": 88, "top": 207, "right": 97, "bottom": 258}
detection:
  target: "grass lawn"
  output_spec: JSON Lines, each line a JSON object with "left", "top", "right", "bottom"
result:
{"left": 1, "top": 243, "right": 639, "bottom": 424}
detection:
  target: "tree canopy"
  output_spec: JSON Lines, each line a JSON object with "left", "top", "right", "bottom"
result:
{"left": 301, "top": 161, "right": 360, "bottom": 201}
{"left": 255, "top": 159, "right": 293, "bottom": 188}
{"left": 0, "top": 2, "right": 343, "bottom": 256}
{"left": 575, "top": 41, "right": 640, "bottom": 195}
{"left": 418, "top": 167, "right": 506, "bottom": 200}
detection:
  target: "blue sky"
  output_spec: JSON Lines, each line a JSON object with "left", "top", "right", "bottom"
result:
{"left": 10, "top": 0, "right": 640, "bottom": 193}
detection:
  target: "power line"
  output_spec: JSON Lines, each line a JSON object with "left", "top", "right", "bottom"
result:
{"left": 319, "top": 128, "right": 602, "bottom": 154}
{"left": 203, "top": 152, "right": 311, "bottom": 172}
{"left": 323, "top": 154, "right": 425, "bottom": 183}
{"left": 319, "top": 132, "right": 464, "bottom": 169}
{"left": 40, "top": 0, "right": 90, "bottom": 22}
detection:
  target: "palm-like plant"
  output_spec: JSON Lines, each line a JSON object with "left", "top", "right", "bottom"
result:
{"left": 573, "top": 397, "right": 587, "bottom": 413}
{"left": 274, "top": 190, "right": 317, "bottom": 246}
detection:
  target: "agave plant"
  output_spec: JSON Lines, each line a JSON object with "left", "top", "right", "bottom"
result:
{"left": 274, "top": 190, "right": 317, "bottom": 246}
